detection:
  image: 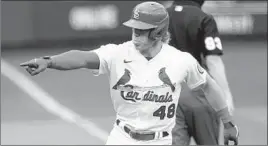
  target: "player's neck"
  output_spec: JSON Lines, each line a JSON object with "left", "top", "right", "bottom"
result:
{"left": 140, "top": 41, "right": 163, "bottom": 58}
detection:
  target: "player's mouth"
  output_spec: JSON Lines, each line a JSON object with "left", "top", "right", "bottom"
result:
{"left": 133, "top": 40, "right": 143, "bottom": 46}
{"left": 134, "top": 43, "right": 140, "bottom": 47}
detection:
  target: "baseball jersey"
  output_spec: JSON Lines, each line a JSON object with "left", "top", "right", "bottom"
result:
{"left": 92, "top": 41, "right": 207, "bottom": 132}
{"left": 167, "top": 1, "right": 223, "bottom": 68}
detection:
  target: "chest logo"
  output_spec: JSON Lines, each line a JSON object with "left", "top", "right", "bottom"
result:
{"left": 123, "top": 59, "right": 132, "bottom": 63}
{"left": 112, "top": 68, "right": 131, "bottom": 90}
{"left": 158, "top": 67, "right": 176, "bottom": 92}
{"left": 112, "top": 67, "right": 175, "bottom": 103}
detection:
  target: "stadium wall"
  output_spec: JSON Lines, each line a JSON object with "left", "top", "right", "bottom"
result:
{"left": 1, "top": 1, "right": 267, "bottom": 49}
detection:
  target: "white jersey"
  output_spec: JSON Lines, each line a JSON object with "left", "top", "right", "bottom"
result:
{"left": 92, "top": 41, "right": 207, "bottom": 132}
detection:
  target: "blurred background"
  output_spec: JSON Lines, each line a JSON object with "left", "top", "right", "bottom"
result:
{"left": 1, "top": 1, "right": 267, "bottom": 145}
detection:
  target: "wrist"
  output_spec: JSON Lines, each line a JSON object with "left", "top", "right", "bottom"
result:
{"left": 42, "top": 56, "right": 53, "bottom": 68}
{"left": 217, "top": 107, "right": 233, "bottom": 124}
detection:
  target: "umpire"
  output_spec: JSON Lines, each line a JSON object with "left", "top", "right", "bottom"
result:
{"left": 166, "top": 0, "right": 235, "bottom": 145}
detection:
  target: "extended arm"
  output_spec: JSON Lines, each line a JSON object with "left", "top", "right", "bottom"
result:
{"left": 191, "top": 73, "right": 239, "bottom": 145}
{"left": 48, "top": 50, "right": 100, "bottom": 70}
{"left": 20, "top": 43, "right": 118, "bottom": 76}
{"left": 185, "top": 53, "right": 239, "bottom": 145}
{"left": 20, "top": 50, "right": 100, "bottom": 76}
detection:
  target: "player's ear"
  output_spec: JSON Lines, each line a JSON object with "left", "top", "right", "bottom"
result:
{"left": 149, "top": 28, "right": 161, "bottom": 40}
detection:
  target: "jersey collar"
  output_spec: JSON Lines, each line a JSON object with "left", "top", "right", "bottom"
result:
{"left": 129, "top": 42, "right": 167, "bottom": 64}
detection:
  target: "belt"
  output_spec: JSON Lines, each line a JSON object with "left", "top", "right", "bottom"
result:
{"left": 116, "top": 119, "right": 169, "bottom": 141}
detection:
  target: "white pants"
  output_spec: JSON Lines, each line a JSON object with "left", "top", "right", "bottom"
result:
{"left": 106, "top": 124, "right": 172, "bottom": 145}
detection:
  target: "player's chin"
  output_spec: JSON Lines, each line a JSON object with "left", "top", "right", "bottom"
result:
{"left": 134, "top": 44, "right": 145, "bottom": 51}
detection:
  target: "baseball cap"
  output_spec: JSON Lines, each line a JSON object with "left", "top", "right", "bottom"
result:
{"left": 123, "top": 1, "right": 169, "bottom": 30}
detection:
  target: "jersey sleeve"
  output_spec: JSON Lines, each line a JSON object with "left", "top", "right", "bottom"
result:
{"left": 201, "top": 15, "right": 223, "bottom": 56}
{"left": 91, "top": 43, "right": 118, "bottom": 76}
{"left": 185, "top": 53, "right": 208, "bottom": 89}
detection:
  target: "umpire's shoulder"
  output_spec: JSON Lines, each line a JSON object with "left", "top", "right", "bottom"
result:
{"left": 191, "top": 6, "right": 212, "bottom": 21}
{"left": 202, "top": 11, "right": 216, "bottom": 22}
{"left": 184, "top": 5, "right": 214, "bottom": 21}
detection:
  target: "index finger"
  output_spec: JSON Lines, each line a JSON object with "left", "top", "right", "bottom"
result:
{"left": 20, "top": 61, "right": 32, "bottom": 67}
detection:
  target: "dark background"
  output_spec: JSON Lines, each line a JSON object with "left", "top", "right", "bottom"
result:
{"left": 1, "top": 1, "right": 267, "bottom": 145}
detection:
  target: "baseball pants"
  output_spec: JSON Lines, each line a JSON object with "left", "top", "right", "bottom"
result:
{"left": 172, "top": 85, "right": 220, "bottom": 145}
{"left": 106, "top": 122, "right": 172, "bottom": 145}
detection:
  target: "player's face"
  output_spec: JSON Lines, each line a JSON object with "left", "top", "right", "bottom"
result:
{"left": 132, "top": 28, "right": 155, "bottom": 52}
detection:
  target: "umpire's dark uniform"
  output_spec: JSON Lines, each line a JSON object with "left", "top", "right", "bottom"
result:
{"left": 167, "top": 0, "right": 223, "bottom": 145}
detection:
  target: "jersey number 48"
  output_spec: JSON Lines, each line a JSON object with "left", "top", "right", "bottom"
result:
{"left": 153, "top": 103, "right": 175, "bottom": 120}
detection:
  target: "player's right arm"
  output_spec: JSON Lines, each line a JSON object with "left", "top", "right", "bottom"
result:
{"left": 20, "top": 44, "right": 117, "bottom": 76}
{"left": 184, "top": 53, "right": 239, "bottom": 145}
{"left": 48, "top": 50, "right": 100, "bottom": 70}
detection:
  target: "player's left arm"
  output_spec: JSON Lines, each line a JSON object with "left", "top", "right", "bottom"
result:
{"left": 185, "top": 53, "right": 239, "bottom": 145}
{"left": 201, "top": 15, "right": 234, "bottom": 115}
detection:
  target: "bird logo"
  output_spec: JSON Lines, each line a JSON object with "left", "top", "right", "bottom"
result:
{"left": 158, "top": 67, "right": 175, "bottom": 92}
{"left": 112, "top": 69, "right": 131, "bottom": 90}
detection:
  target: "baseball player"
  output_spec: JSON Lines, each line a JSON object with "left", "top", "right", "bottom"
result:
{"left": 20, "top": 2, "right": 238, "bottom": 145}
{"left": 166, "top": 0, "right": 235, "bottom": 145}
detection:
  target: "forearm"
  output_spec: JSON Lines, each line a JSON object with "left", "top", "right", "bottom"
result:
{"left": 47, "top": 50, "right": 99, "bottom": 70}
{"left": 206, "top": 55, "right": 233, "bottom": 100}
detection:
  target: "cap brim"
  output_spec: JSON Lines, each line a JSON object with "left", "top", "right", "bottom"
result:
{"left": 123, "top": 19, "right": 157, "bottom": 29}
